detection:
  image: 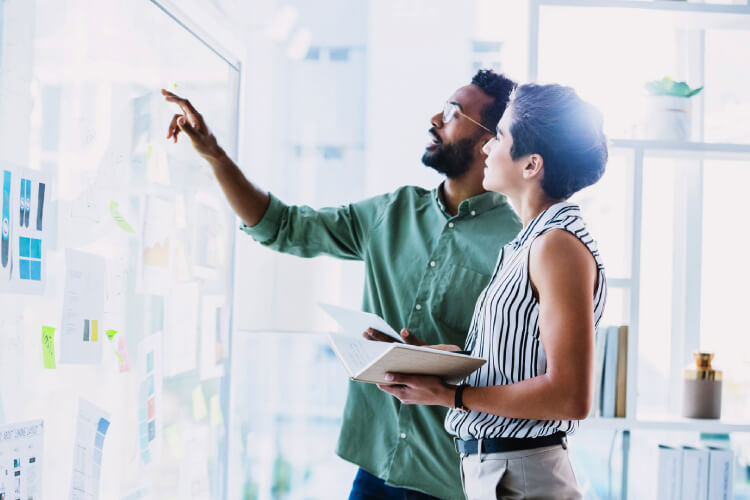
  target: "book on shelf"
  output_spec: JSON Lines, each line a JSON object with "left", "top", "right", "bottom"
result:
{"left": 707, "top": 446, "right": 734, "bottom": 500}
{"left": 682, "top": 446, "right": 709, "bottom": 500}
{"left": 327, "top": 332, "right": 485, "bottom": 385}
{"left": 592, "top": 325, "right": 628, "bottom": 419}
{"left": 658, "top": 445, "right": 683, "bottom": 500}
{"left": 657, "top": 444, "right": 734, "bottom": 500}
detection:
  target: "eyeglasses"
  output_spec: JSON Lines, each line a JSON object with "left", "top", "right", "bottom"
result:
{"left": 442, "top": 101, "right": 493, "bottom": 134}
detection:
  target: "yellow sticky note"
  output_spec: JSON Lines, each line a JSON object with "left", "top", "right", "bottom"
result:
{"left": 210, "top": 395, "right": 223, "bottom": 427}
{"left": 42, "top": 326, "right": 56, "bottom": 369}
{"left": 192, "top": 385, "right": 207, "bottom": 421}
{"left": 164, "top": 424, "right": 184, "bottom": 459}
{"left": 91, "top": 320, "right": 98, "bottom": 342}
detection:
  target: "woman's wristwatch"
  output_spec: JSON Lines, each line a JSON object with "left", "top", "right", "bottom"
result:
{"left": 454, "top": 384, "right": 469, "bottom": 412}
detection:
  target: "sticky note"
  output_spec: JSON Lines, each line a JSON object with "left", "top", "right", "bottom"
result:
{"left": 91, "top": 320, "right": 98, "bottom": 342}
{"left": 109, "top": 201, "right": 135, "bottom": 233}
{"left": 210, "top": 394, "right": 223, "bottom": 427}
{"left": 173, "top": 83, "right": 178, "bottom": 89}
{"left": 192, "top": 385, "right": 207, "bottom": 421}
{"left": 42, "top": 326, "right": 56, "bottom": 369}
{"left": 106, "top": 329, "right": 117, "bottom": 340}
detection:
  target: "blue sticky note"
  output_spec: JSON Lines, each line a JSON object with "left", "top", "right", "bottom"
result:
{"left": 139, "top": 421, "right": 148, "bottom": 436}
{"left": 147, "top": 375, "right": 154, "bottom": 396}
{"left": 97, "top": 417, "right": 110, "bottom": 435}
{"left": 138, "top": 404, "right": 147, "bottom": 421}
{"left": 30, "top": 238, "right": 41, "bottom": 259}
{"left": 140, "top": 434, "right": 149, "bottom": 449}
{"left": 146, "top": 352, "right": 154, "bottom": 372}
{"left": 141, "top": 449, "right": 151, "bottom": 464}
{"left": 95, "top": 433, "right": 105, "bottom": 448}
{"left": 148, "top": 420, "right": 155, "bottom": 441}
{"left": 19, "top": 259, "right": 30, "bottom": 279}
{"left": 19, "top": 237, "right": 30, "bottom": 257}
{"left": 30, "top": 260, "right": 41, "bottom": 281}
{"left": 93, "top": 448, "right": 102, "bottom": 464}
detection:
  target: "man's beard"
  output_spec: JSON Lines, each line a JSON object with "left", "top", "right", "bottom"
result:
{"left": 421, "top": 136, "right": 475, "bottom": 179}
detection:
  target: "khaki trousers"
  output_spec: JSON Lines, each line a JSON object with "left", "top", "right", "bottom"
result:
{"left": 459, "top": 444, "right": 582, "bottom": 500}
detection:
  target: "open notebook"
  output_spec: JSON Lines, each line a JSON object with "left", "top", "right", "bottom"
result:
{"left": 326, "top": 332, "right": 484, "bottom": 387}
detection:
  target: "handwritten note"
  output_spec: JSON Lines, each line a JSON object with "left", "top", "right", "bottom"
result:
{"left": 42, "top": 326, "right": 56, "bottom": 369}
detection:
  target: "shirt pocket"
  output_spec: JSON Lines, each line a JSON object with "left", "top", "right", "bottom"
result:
{"left": 430, "top": 264, "right": 490, "bottom": 343}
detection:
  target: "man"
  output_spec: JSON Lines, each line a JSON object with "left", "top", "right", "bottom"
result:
{"left": 162, "top": 69, "right": 521, "bottom": 500}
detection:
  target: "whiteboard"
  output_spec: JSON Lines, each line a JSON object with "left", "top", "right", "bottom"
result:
{"left": 0, "top": 0, "right": 240, "bottom": 498}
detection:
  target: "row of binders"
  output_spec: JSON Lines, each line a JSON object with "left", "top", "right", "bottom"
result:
{"left": 589, "top": 325, "right": 628, "bottom": 418}
{"left": 658, "top": 444, "right": 734, "bottom": 500}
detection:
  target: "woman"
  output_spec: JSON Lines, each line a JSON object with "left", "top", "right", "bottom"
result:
{"left": 378, "top": 83, "right": 608, "bottom": 500}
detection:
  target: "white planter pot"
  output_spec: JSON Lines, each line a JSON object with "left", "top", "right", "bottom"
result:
{"left": 644, "top": 95, "right": 693, "bottom": 141}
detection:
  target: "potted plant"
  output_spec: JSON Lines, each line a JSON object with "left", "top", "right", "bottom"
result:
{"left": 643, "top": 77, "right": 703, "bottom": 141}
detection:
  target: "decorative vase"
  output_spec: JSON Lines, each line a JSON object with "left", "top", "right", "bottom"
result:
{"left": 682, "top": 352, "right": 722, "bottom": 420}
{"left": 644, "top": 95, "right": 692, "bottom": 141}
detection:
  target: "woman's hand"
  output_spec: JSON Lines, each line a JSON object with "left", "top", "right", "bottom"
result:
{"left": 377, "top": 374, "right": 455, "bottom": 407}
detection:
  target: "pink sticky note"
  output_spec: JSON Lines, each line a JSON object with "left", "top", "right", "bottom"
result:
{"left": 118, "top": 336, "right": 131, "bottom": 372}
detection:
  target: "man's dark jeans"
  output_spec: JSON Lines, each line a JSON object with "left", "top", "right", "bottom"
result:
{"left": 348, "top": 468, "right": 444, "bottom": 500}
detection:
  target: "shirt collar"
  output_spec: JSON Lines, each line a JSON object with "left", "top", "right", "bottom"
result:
{"left": 432, "top": 182, "right": 511, "bottom": 218}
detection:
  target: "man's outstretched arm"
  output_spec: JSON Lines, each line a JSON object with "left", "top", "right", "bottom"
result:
{"left": 162, "top": 89, "right": 269, "bottom": 227}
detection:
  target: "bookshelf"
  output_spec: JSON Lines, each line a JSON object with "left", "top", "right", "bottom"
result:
{"left": 528, "top": 1, "right": 750, "bottom": 498}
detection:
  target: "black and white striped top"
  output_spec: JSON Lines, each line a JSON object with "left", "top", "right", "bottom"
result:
{"left": 445, "top": 202, "right": 607, "bottom": 440}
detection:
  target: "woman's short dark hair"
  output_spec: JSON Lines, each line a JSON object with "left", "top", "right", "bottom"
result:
{"left": 508, "top": 84, "right": 607, "bottom": 199}
{"left": 471, "top": 69, "right": 517, "bottom": 131}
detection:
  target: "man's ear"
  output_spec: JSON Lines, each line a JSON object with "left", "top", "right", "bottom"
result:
{"left": 523, "top": 154, "right": 544, "bottom": 179}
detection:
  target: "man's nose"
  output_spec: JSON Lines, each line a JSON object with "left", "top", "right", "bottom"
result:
{"left": 430, "top": 112, "right": 443, "bottom": 128}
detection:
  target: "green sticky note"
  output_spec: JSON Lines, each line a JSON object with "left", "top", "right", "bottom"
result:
{"left": 106, "top": 329, "right": 117, "bottom": 340}
{"left": 192, "top": 385, "right": 207, "bottom": 421}
{"left": 42, "top": 326, "right": 56, "bottom": 369}
{"left": 210, "top": 395, "right": 223, "bottom": 427}
{"left": 173, "top": 83, "right": 178, "bottom": 89}
{"left": 109, "top": 201, "right": 135, "bottom": 233}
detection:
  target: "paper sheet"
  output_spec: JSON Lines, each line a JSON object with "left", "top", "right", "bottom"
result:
{"left": 136, "top": 196, "right": 174, "bottom": 296}
{"left": 327, "top": 332, "right": 389, "bottom": 375}
{"left": 0, "top": 165, "right": 52, "bottom": 295}
{"left": 192, "top": 193, "right": 223, "bottom": 279}
{"left": 60, "top": 249, "right": 106, "bottom": 364}
{"left": 163, "top": 282, "right": 199, "bottom": 377}
{"left": 319, "top": 303, "right": 404, "bottom": 343}
{"left": 0, "top": 420, "right": 43, "bottom": 500}
{"left": 70, "top": 399, "right": 110, "bottom": 500}
{"left": 137, "top": 333, "right": 162, "bottom": 466}
{"left": 192, "top": 385, "right": 207, "bottom": 421}
{"left": 199, "top": 296, "right": 228, "bottom": 380}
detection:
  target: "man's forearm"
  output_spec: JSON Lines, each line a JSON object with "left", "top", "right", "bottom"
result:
{"left": 205, "top": 149, "right": 270, "bottom": 227}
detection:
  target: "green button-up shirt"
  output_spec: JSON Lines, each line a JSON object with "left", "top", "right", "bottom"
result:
{"left": 241, "top": 184, "right": 521, "bottom": 500}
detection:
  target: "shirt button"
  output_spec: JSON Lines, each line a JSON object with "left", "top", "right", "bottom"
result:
{"left": 400, "top": 433, "right": 407, "bottom": 439}
{"left": 415, "top": 304, "right": 422, "bottom": 311}
{"left": 448, "top": 222, "right": 455, "bottom": 228}
{"left": 471, "top": 210, "right": 477, "bottom": 216}
{"left": 430, "top": 261, "right": 436, "bottom": 268}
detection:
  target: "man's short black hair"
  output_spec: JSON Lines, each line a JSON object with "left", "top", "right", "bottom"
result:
{"left": 508, "top": 84, "right": 607, "bottom": 199}
{"left": 471, "top": 69, "right": 517, "bottom": 131}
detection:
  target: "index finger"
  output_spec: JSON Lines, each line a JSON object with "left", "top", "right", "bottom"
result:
{"left": 161, "top": 89, "right": 199, "bottom": 119}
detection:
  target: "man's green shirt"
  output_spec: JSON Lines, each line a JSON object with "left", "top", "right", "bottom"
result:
{"left": 241, "top": 184, "right": 521, "bottom": 500}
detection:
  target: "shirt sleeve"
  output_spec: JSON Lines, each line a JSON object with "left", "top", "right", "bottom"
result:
{"left": 239, "top": 191, "right": 391, "bottom": 261}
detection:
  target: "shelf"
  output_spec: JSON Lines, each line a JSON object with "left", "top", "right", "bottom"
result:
{"left": 610, "top": 138, "right": 750, "bottom": 160}
{"left": 583, "top": 416, "right": 750, "bottom": 433}
{"left": 533, "top": 0, "right": 750, "bottom": 31}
